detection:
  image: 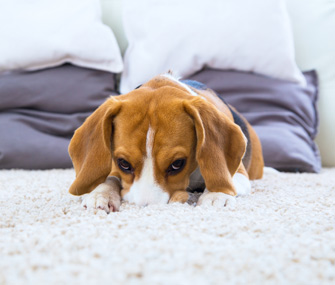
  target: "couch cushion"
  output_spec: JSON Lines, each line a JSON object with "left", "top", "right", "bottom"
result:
{"left": 0, "top": 64, "right": 117, "bottom": 169}
{"left": 286, "top": 0, "right": 335, "bottom": 166}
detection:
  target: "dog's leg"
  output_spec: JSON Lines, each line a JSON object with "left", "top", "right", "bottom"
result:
{"left": 81, "top": 176, "right": 122, "bottom": 213}
{"left": 168, "top": 191, "right": 189, "bottom": 204}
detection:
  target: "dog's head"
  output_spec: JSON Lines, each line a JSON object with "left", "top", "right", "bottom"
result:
{"left": 68, "top": 75, "right": 246, "bottom": 205}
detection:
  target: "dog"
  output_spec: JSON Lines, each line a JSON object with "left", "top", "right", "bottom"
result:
{"left": 68, "top": 73, "right": 264, "bottom": 213}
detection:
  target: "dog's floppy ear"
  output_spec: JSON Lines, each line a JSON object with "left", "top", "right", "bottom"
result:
{"left": 184, "top": 98, "right": 246, "bottom": 196}
{"left": 68, "top": 97, "right": 121, "bottom": 195}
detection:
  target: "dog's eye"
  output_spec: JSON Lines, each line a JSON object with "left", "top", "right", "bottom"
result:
{"left": 117, "top": 159, "right": 133, "bottom": 173}
{"left": 167, "top": 159, "right": 186, "bottom": 175}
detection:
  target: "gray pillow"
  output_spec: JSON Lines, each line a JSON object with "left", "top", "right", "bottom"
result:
{"left": 0, "top": 64, "right": 117, "bottom": 169}
{"left": 187, "top": 69, "right": 321, "bottom": 173}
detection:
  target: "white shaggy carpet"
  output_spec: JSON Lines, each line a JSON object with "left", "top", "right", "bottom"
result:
{"left": 0, "top": 168, "right": 335, "bottom": 284}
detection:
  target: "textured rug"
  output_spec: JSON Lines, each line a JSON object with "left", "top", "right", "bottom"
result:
{"left": 0, "top": 168, "right": 334, "bottom": 284}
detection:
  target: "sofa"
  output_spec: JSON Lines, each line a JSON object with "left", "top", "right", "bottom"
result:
{"left": 0, "top": 0, "right": 334, "bottom": 171}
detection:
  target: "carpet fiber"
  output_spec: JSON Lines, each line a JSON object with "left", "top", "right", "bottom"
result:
{"left": 0, "top": 168, "right": 334, "bottom": 284}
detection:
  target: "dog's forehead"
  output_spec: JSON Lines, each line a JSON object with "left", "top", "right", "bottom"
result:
{"left": 116, "top": 83, "right": 192, "bottom": 125}
{"left": 112, "top": 95, "right": 195, "bottom": 156}
{"left": 114, "top": 98, "right": 192, "bottom": 138}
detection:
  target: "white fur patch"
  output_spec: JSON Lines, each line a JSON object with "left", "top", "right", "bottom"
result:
{"left": 81, "top": 177, "right": 121, "bottom": 213}
{"left": 197, "top": 173, "right": 251, "bottom": 208}
{"left": 123, "top": 127, "right": 169, "bottom": 206}
{"left": 197, "top": 189, "right": 236, "bottom": 208}
{"left": 233, "top": 173, "right": 251, "bottom": 196}
{"left": 162, "top": 73, "right": 198, "bottom": 97}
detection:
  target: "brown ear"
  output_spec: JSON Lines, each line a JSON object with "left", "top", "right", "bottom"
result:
{"left": 184, "top": 98, "right": 246, "bottom": 196}
{"left": 68, "top": 97, "right": 121, "bottom": 195}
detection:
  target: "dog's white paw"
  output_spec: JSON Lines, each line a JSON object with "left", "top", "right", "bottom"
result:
{"left": 81, "top": 181, "right": 121, "bottom": 214}
{"left": 197, "top": 189, "right": 236, "bottom": 208}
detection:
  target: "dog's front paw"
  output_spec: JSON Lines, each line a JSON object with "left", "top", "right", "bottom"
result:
{"left": 81, "top": 182, "right": 121, "bottom": 214}
{"left": 197, "top": 189, "right": 236, "bottom": 209}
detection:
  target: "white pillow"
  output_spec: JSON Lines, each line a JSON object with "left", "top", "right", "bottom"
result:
{"left": 0, "top": 0, "right": 123, "bottom": 73}
{"left": 120, "top": 0, "right": 305, "bottom": 93}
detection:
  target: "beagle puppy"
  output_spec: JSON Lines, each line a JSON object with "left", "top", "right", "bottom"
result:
{"left": 68, "top": 73, "right": 264, "bottom": 213}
